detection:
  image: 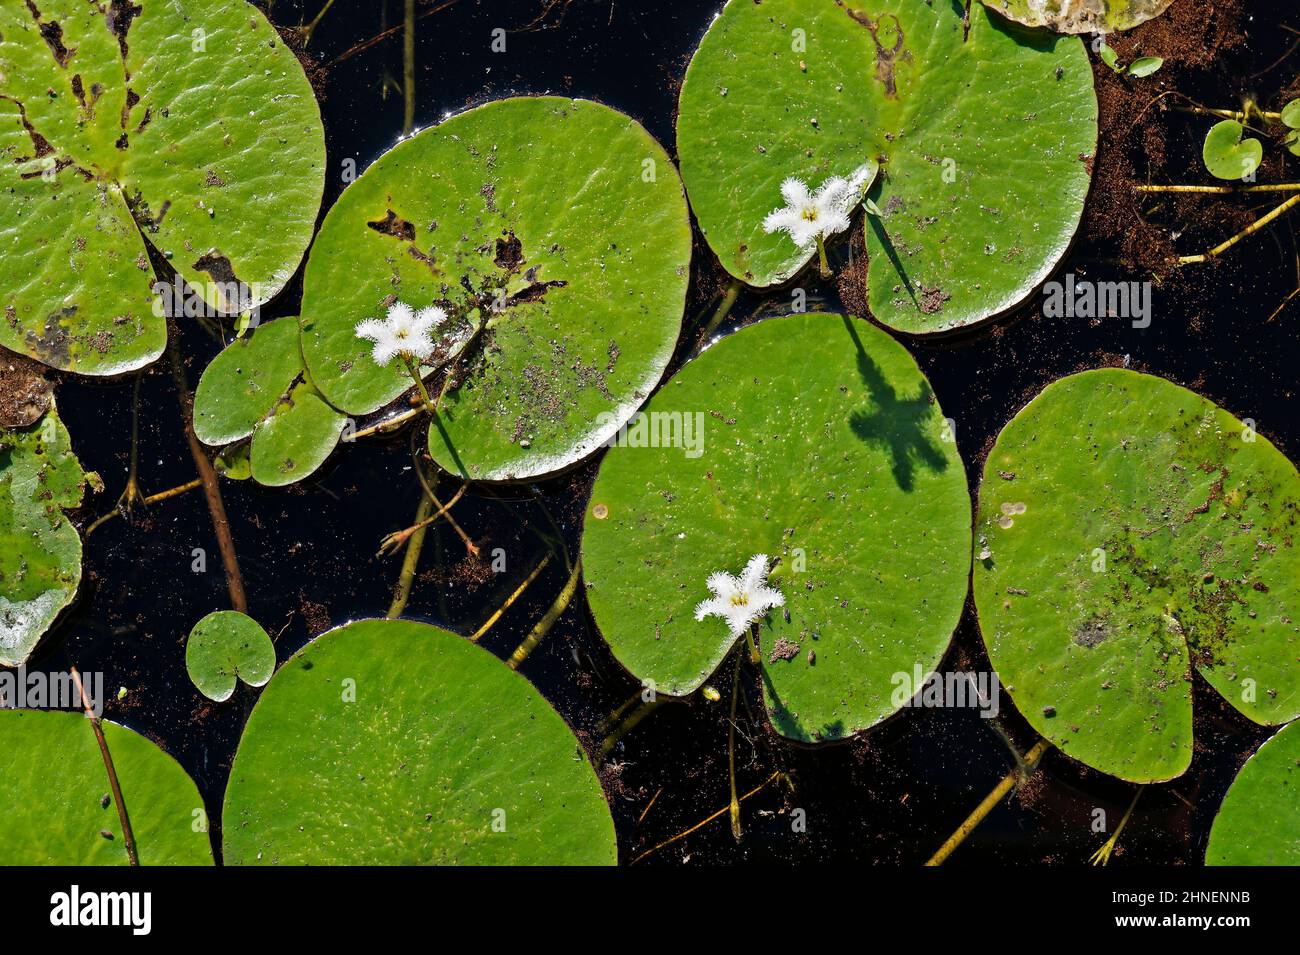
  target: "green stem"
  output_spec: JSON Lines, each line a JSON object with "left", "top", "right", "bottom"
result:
{"left": 401, "top": 353, "right": 433, "bottom": 409}
{"left": 815, "top": 234, "right": 831, "bottom": 278}
{"left": 387, "top": 493, "right": 433, "bottom": 619}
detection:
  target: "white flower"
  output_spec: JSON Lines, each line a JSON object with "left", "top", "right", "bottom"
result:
{"left": 354, "top": 301, "right": 447, "bottom": 366}
{"left": 762, "top": 167, "right": 873, "bottom": 249}
{"left": 694, "top": 554, "right": 785, "bottom": 638}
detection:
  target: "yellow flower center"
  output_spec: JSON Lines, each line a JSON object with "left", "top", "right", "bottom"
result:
{"left": 730, "top": 594, "right": 750, "bottom": 607}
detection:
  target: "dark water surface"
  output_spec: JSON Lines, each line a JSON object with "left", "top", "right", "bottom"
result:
{"left": 30, "top": 0, "right": 1300, "bottom": 864}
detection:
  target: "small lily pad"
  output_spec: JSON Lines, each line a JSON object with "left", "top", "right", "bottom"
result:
{"left": 1206, "top": 720, "right": 1300, "bottom": 865}
{"left": 981, "top": 0, "right": 1174, "bottom": 34}
{"left": 676, "top": 0, "right": 1096, "bottom": 333}
{"left": 0, "top": 0, "right": 325, "bottom": 375}
{"left": 222, "top": 619, "right": 616, "bottom": 864}
{"left": 0, "top": 709, "right": 213, "bottom": 864}
{"left": 975, "top": 370, "right": 1300, "bottom": 782}
{"left": 1, "top": 402, "right": 86, "bottom": 666}
{"left": 582, "top": 313, "right": 971, "bottom": 742}
{"left": 299, "top": 96, "right": 692, "bottom": 481}
{"left": 1203, "top": 120, "right": 1263, "bottom": 181}
{"left": 194, "top": 317, "right": 345, "bottom": 487}
{"left": 185, "top": 610, "right": 276, "bottom": 703}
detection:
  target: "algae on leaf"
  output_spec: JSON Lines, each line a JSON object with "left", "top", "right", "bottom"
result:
{"left": 982, "top": 0, "right": 1174, "bottom": 35}
{"left": 974, "top": 370, "right": 1300, "bottom": 783}
{"left": 582, "top": 313, "right": 971, "bottom": 742}
{"left": 676, "top": 0, "right": 1097, "bottom": 334}
{"left": 1, "top": 401, "right": 86, "bottom": 666}
{"left": 299, "top": 96, "right": 692, "bottom": 481}
{"left": 0, "top": 0, "right": 325, "bottom": 374}
{"left": 223, "top": 619, "right": 617, "bottom": 865}
{"left": 0, "top": 709, "right": 213, "bottom": 865}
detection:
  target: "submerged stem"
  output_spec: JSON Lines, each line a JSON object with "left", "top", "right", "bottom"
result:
{"left": 1178, "top": 192, "right": 1300, "bottom": 264}
{"left": 85, "top": 478, "right": 203, "bottom": 538}
{"left": 506, "top": 558, "right": 582, "bottom": 669}
{"left": 728, "top": 650, "right": 743, "bottom": 842}
{"left": 699, "top": 279, "right": 742, "bottom": 342}
{"left": 386, "top": 493, "right": 433, "bottom": 619}
{"left": 470, "top": 553, "right": 552, "bottom": 642}
{"left": 925, "top": 738, "right": 1051, "bottom": 866}
{"left": 815, "top": 234, "right": 831, "bottom": 278}
{"left": 1089, "top": 785, "right": 1146, "bottom": 866}
{"left": 166, "top": 335, "right": 248, "bottom": 613}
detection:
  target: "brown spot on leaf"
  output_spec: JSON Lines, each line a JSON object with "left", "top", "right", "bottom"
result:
{"left": 845, "top": 7, "right": 909, "bottom": 98}
{"left": 367, "top": 209, "right": 416, "bottom": 241}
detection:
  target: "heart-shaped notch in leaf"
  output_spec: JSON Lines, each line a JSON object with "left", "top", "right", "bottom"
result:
{"left": 193, "top": 317, "right": 346, "bottom": 487}
{"left": 974, "top": 370, "right": 1300, "bottom": 783}
{"left": 222, "top": 619, "right": 617, "bottom": 865}
{"left": 1, "top": 401, "right": 86, "bottom": 667}
{"left": 0, "top": 709, "right": 213, "bottom": 864}
{"left": 981, "top": 0, "right": 1174, "bottom": 34}
{"left": 582, "top": 313, "right": 971, "bottom": 743}
{"left": 299, "top": 96, "right": 692, "bottom": 482}
{"left": 1203, "top": 120, "right": 1263, "bottom": 181}
{"left": 1205, "top": 720, "right": 1300, "bottom": 865}
{"left": 186, "top": 610, "right": 276, "bottom": 703}
{"left": 676, "top": 0, "right": 1097, "bottom": 334}
{"left": 0, "top": 0, "right": 325, "bottom": 375}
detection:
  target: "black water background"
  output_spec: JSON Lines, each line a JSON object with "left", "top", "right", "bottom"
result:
{"left": 26, "top": 0, "right": 1300, "bottom": 864}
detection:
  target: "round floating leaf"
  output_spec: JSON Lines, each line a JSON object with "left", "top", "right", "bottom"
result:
{"left": 0, "top": 709, "right": 212, "bottom": 864}
{"left": 299, "top": 96, "right": 692, "bottom": 481}
{"left": 676, "top": 0, "right": 1096, "bottom": 334}
{"left": 981, "top": 0, "right": 1173, "bottom": 34}
{"left": 194, "top": 317, "right": 345, "bottom": 487}
{"left": 185, "top": 610, "right": 276, "bottom": 703}
{"left": 249, "top": 382, "right": 345, "bottom": 488}
{"left": 1282, "top": 99, "right": 1300, "bottom": 129}
{"left": 194, "top": 318, "right": 305, "bottom": 447}
{"left": 1203, "top": 120, "right": 1262, "bottom": 181}
{"left": 223, "top": 619, "right": 616, "bottom": 865}
{"left": 0, "top": 0, "right": 325, "bottom": 375}
{"left": 1, "top": 402, "right": 85, "bottom": 667}
{"left": 1206, "top": 720, "right": 1300, "bottom": 865}
{"left": 975, "top": 370, "right": 1300, "bottom": 783}
{"left": 582, "top": 313, "right": 971, "bottom": 742}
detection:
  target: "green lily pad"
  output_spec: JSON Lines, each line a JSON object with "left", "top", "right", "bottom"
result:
{"left": 194, "top": 318, "right": 305, "bottom": 447}
{"left": 0, "top": 709, "right": 212, "bottom": 864}
{"left": 1206, "top": 720, "right": 1300, "bottom": 865}
{"left": 185, "top": 610, "right": 276, "bottom": 703}
{"left": 981, "top": 0, "right": 1173, "bottom": 34}
{"left": 1203, "top": 120, "right": 1263, "bottom": 181}
{"left": 222, "top": 618, "right": 617, "bottom": 864}
{"left": 974, "top": 370, "right": 1300, "bottom": 783}
{"left": 582, "top": 313, "right": 971, "bottom": 742}
{"left": 676, "top": 0, "right": 1096, "bottom": 334}
{"left": 1, "top": 401, "right": 85, "bottom": 667}
{"left": 0, "top": 0, "right": 325, "bottom": 375}
{"left": 299, "top": 96, "right": 692, "bottom": 481}
{"left": 194, "top": 317, "right": 345, "bottom": 487}
{"left": 249, "top": 382, "right": 346, "bottom": 488}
